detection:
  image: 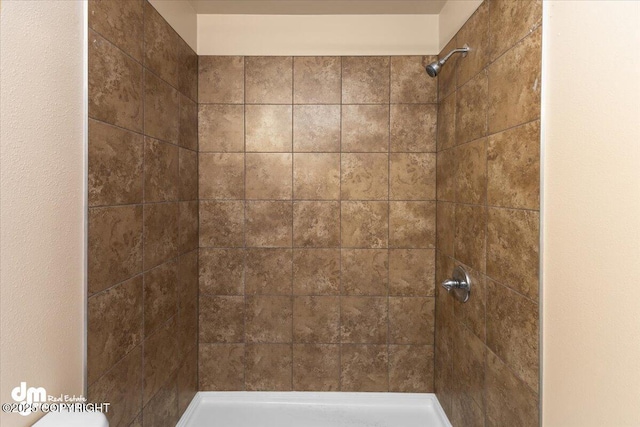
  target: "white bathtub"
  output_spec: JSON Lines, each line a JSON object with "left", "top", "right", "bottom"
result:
{"left": 176, "top": 392, "right": 452, "bottom": 427}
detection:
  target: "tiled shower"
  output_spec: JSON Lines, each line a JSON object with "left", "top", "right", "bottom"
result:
{"left": 86, "top": 0, "right": 541, "bottom": 426}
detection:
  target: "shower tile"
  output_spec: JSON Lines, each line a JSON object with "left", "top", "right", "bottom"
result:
{"left": 245, "top": 296, "right": 293, "bottom": 343}
{"left": 436, "top": 202, "right": 455, "bottom": 257}
{"left": 178, "top": 201, "right": 198, "bottom": 253}
{"left": 87, "top": 275, "right": 143, "bottom": 385}
{"left": 456, "top": 1, "right": 489, "bottom": 87}
{"left": 144, "top": 71, "right": 180, "bottom": 144}
{"left": 341, "top": 201, "right": 389, "bottom": 248}
{"left": 342, "top": 57, "right": 390, "bottom": 104}
{"left": 453, "top": 263, "right": 487, "bottom": 342}
{"left": 390, "top": 104, "right": 437, "bottom": 153}
{"left": 142, "top": 374, "right": 178, "bottom": 427}
{"left": 488, "top": 27, "right": 542, "bottom": 133}
{"left": 454, "top": 204, "right": 487, "bottom": 273}
{"left": 436, "top": 92, "right": 456, "bottom": 151}
{"left": 389, "top": 345, "right": 434, "bottom": 392}
{"left": 292, "top": 249, "right": 341, "bottom": 295}
{"left": 486, "top": 207, "right": 539, "bottom": 300}
{"left": 455, "top": 137, "right": 487, "bottom": 205}
{"left": 245, "top": 248, "right": 292, "bottom": 294}
{"left": 455, "top": 71, "right": 488, "bottom": 145}
{"left": 487, "top": 120, "right": 541, "bottom": 210}
{"left": 293, "top": 296, "right": 340, "bottom": 343}
{"left": 389, "top": 297, "right": 435, "bottom": 344}
{"left": 245, "top": 344, "right": 292, "bottom": 391}
{"left": 245, "top": 201, "right": 292, "bottom": 248}
{"left": 143, "top": 259, "right": 178, "bottom": 337}
{"left": 178, "top": 295, "right": 198, "bottom": 360}
{"left": 88, "top": 119, "right": 143, "bottom": 207}
{"left": 293, "top": 344, "right": 340, "bottom": 391}
{"left": 487, "top": 279, "right": 539, "bottom": 391}
{"left": 341, "top": 249, "right": 389, "bottom": 296}
{"left": 143, "top": 317, "right": 179, "bottom": 405}
{"left": 199, "top": 56, "right": 244, "bottom": 104}
{"left": 340, "top": 297, "right": 388, "bottom": 344}
{"left": 199, "top": 344, "right": 245, "bottom": 391}
{"left": 340, "top": 345, "right": 388, "bottom": 392}
{"left": 178, "top": 250, "right": 198, "bottom": 311}
{"left": 88, "top": 0, "right": 144, "bottom": 61}
{"left": 390, "top": 153, "right": 436, "bottom": 200}
{"left": 88, "top": 205, "right": 143, "bottom": 294}
{"left": 143, "top": 1, "right": 181, "bottom": 90}
{"left": 144, "top": 137, "right": 179, "bottom": 202}
{"left": 88, "top": 344, "right": 142, "bottom": 427}
{"left": 489, "top": 0, "right": 542, "bottom": 61}
{"left": 245, "top": 105, "right": 293, "bottom": 152}
{"left": 341, "top": 153, "right": 389, "bottom": 200}
{"left": 293, "top": 153, "right": 340, "bottom": 200}
{"left": 293, "top": 201, "right": 340, "bottom": 247}
{"left": 293, "top": 57, "right": 342, "bottom": 104}
{"left": 88, "top": 30, "right": 143, "bottom": 132}
{"left": 389, "top": 201, "right": 436, "bottom": 248}
{"left": 178, "top": 148, "right": 198, "bottom": 201}
{"left": 199, "top": 153, "right": 245, "bottom": 200}
{"left": 177, "top": 347, "right": 197, "bottom": 415}
{"left": 341, "top": 105, "right": 389, "bottom": 152}
{"left": 179, "top": 94, "right": 198, "bottom": 151}
{"left": 130, "top": 413, "right": 143, "bottom": 427}
{"left": 199, "top": 296, "right": 245, "bottom": 343}
{"left": 389, "top": 249, "right": 435, "bottom": 296}
{"left": 451, "top": 393, "right": 485, "bottom": 427}
{"left": 143, "top": 202, "right": 179, "bottom": 270}
{"left": 198, "top": 104, "right": 244, "bottom": 152}
{"left": 199, "top": 201, "right": 244, "bottom": 247}
{"left": 451, "top": 323, "right": 485, "bottom": 410}
{"left": 245, "top": 56, "right": 293, "bottom": 104}
{"left": 436, "top": 149, "right": 455, "bottom": 202}
{"left": 438, "top": 36, "right": 459, "bottom": 100}
{"left": 245, "top": 153, "right": 292, "bottom": 199}
{"left": 293, "top": 105, "right": 341, "bottom": 152}
{"left": 485, "top": 350, "right": 539, "bottom": 427}
{"left": 199, "top": 248, "right": 244, "bottom": 295}
{"left": 390, "top": 56, "right": 438, "bottom": 103}
{"left": 178, "top": 41, "right": 198, "bottom": 102}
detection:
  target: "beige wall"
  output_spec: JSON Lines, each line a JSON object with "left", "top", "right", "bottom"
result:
{"left": 0, "top": 1, "right": 86, "bottom": 426}
{"left": 197, "top": 14, "right": 440, "bottom": 56}
{"left": 541, "top": 1, "right": 640, "bottom": 426}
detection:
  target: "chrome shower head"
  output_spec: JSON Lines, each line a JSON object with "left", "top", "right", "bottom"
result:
{"left": 425, "top": 44, "right": 470, "bottom": 77}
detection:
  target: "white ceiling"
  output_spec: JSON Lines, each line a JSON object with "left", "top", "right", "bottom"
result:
{"left": 188, "top": 0, "right": 448, "bottom": 15}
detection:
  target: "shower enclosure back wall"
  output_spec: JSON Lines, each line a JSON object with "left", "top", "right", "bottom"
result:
{"left": 197, "top": 55, "right": 439, "bottom": 393}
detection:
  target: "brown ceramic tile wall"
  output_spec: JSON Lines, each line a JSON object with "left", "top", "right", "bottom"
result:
{"left": 434, "top": 1, "right": 542, "bottom": 426}
{"left": 198, "top": 55, "right": 438, "bottom": 392}
{"left": 87, "top": 1, "right": 198, "bottom": 426}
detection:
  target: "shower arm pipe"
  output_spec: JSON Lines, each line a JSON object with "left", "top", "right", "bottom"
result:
{"left": 437, "top": 45, "right": 470, "bottom": 65}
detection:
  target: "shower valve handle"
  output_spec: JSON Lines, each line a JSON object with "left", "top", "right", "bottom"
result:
{"left": 441, "top": 278, "right": 469, "bottom": 292}
{"left": 441, "top": 266, "right": 472, "bottom": 303}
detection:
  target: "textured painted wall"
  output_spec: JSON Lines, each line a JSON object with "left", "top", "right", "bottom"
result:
{"left": 0, "top": 1, "right": 85, "bottom": 426}
{"left": 197, "top": 55, "right": 438, "bottom": 392}
{"left": 86, "top": 1, "right": 198, "bottom": 425}
{"left": 434, "top": 0, "right": 542, "bottom": 425}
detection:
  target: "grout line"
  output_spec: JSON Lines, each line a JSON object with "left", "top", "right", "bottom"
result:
{"left": 386, "top": 55, "right": 391, "bottom": 392}
{"left": 338, "top": 56, "right": 343, "bottom": 391}
{"left": 242, "top": 55, "right": 248, "bottom": 391}
{"left": 290, "top": 56, "right": 295, "bottom": 391}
